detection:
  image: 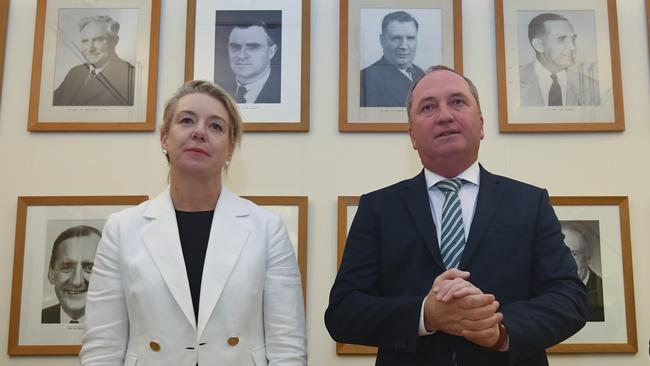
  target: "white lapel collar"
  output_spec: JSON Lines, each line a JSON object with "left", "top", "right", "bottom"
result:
{"left": 141, "top": 187, "right": 196, "bottom": 330}
{"left": 197, "top": 188, "right": 250, "bottom": 338}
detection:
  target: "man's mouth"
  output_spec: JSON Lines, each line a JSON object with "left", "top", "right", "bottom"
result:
{"left": 64, "top": 289, "right": 86, "bottom": 295}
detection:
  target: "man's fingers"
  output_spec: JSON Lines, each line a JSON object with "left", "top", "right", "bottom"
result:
{"left": 458, "top": 293, "right": 496, "bottom": 309}
{"left": 432, "top": 269, "right": 470, "bottom": 290}
{"left": 459, "top": 312, "right": 503, "bottom": 330}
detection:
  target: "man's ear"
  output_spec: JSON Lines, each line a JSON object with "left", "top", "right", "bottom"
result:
{"left": 268, "top": 44, "right": 278, "bottom": 60}
{"left": 408, "top": 126, "right": 417, "bottom": 150}
{"left": 47, "top": 268, "right": 55, "bottom": 284}
{"left": 531, "top": 38, "right": 544, "bottom": 53}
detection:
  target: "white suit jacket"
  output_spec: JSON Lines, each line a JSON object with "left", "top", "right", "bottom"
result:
{"left": 80, "top": 187, "right": 306, "bottom": 366}
{"left": 519, "top": 61, "right": 601, "bottom": 106}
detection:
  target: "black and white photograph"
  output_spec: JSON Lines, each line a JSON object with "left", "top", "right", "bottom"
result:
{"left": 496, "top": 0, "right": 624, "bottom": 132}
{"left": 186, "top": 0, "right": 309, "bottom": 131}
{"left": 560, "top": 220, "right": 604, "bottom": 322}
{"left": 549, "top": 196, "right": 636, "bottom": 353}
{"left": 517, "top": 11, "right": 600, "bottom": 108}
{"left": 359, "top": 9, "right": 439, "bottom": 108}
{"left": 41, "top": 221, "right": 104, "bottom": 326}
{"left": 214, "top": 10, "right": 282, "bottom": 105}
{"left": 340, "top": 0, "right": 461, "bottom": 131}
{"left": 28, "top": 0, "right": 160, "bottom": 131}
{"left": 52, "top": 10, "right": 138, "bottom": 107}
{"left": 8, "top": 196, "right": 147, "bottom": 356}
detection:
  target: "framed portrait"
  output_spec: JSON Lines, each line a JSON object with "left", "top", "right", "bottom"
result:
{"left": 495, "top": 0, "right": 624, "bottom": 132}
{"left": 185, "top": 0, "right": 310, "bottom": 132}
{"left": 27, "top": 0, "right": 160, "bottom": 132}
{"left": 335, "top": 196, "right": 377, "bottom": 354}
{"left": 339, "top": 0, "right": 462, "bottom": 132}
{"left": 244, "top": 196, "right": 308, "bottom": 298}
{"left": 0, "top": 0, "right": 8, "bottom": 102}
{"left": 8, "top": 195, "right": 148, "bottom": 356}
{"left": 547, "top": 196, "right": 637, "bottom": 353}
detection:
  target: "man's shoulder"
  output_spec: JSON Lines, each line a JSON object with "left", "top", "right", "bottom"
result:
{"left": 482, "top": 167, "right": 546, "bottom": 194}
{"left": 362, "top": 173, "right": 423, "bottom": 200}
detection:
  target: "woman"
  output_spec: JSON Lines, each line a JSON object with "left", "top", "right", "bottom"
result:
{"left": 80, "top": 80, "right": 306, "bottom": 366}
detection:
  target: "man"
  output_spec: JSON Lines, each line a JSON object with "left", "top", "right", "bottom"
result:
{"left": 223, "top": 21, "right": 280, "bottom": 104}
{"left": 519, "top": 13, "right": 600, "bottom": 107}
{"left": 562, "top": 222, "right": 604, "bottom": 321}
{"left": 42, "top": 225, "right": 101, "bottom": 324}
{"left": 53, "top": 15, "right": 135, "bottom": 106}
{"left": 326, "top": 66, "right": 587, "bottom": 365}
{"left": 360, "top": 11, "right": 424, "bottom": 107}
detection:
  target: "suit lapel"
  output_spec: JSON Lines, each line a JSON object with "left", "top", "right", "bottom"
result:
{"left": 460, "top": 166, "right": 503, "bottom": 269}
{"left": 403, "top": 172, "right": 445, "bottom": 269}
{"left": 197, "top": 188, "right": 250, "bottom": 338}
{"left": 141, "top": 188, "right": 196, "bottom": 329}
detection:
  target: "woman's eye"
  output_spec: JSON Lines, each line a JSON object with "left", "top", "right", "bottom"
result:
{"left": 209, "top": 122, "right": 223, "bottom": 131}
{"left": 179, "top": 117, "right": 193, "bottom": 124}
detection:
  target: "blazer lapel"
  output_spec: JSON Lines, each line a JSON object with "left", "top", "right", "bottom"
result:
{"left": 141, "top": 188, "right": 196, "bottom": 330}
{"left": 460, "top": 166, "right": 504, "bottom": 269}
{"left": 197, "top": 188, "right": 250, "bottom": 338}
{"left": 403, "top": 171, "right": 445, "bottom": 269}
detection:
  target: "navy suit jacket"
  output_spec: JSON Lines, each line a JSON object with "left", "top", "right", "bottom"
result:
{"left": 325, "top": 166, "right": 586, "bottom": 366}
{"left": 360, "top": 57, "right": 424, "bottom": 107}
{"left": 53, "top": 57, "right": 135, "bottom": 106}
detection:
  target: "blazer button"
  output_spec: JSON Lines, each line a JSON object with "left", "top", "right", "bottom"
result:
{"left": 227, "top": 337, "right": 239, "bottom": 346}
{"left": 149, "top": 341, "right": 161, "bottom": 352}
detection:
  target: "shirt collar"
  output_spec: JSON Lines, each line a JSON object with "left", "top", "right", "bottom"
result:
{"left": 424, "top": 161, "right": 480, "bottom": 190}
{"left": 60, "top": 306, "right": 84, "bottom": 324}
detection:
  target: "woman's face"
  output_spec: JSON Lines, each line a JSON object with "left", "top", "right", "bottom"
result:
{"left": 161, "top": 93, "right": 233, "bottom": 179}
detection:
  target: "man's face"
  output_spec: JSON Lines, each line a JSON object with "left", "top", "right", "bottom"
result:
{"left": 80, "top": 21, "right": 117, "bottom": 67}
{"left": 228, "top": 26, "right": 277, "bottom": 84}
{"left": 533, "top": 19, "right": 577, "bottom": 73}
{"left": 48, "top": 234, "right": 100, "bottom": 319}
{"left": 563, "top": 228, "right": 589, "bottom": 279}
{"left": 380, "top": 20, "right": 417, "bottom": 69}
{"left": 408, "top": 70, "right": 484, "bottom": 173}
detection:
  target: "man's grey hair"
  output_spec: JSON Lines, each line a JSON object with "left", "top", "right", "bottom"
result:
{"left": 381, "top": 11, "right": 419, "bottom": 34}
{"left": 527, "top": 13, "right": 570, "bottom": 45}
{"left": 405, "top": 65, "right": 482, "bottom": 124}
{"left": 79, "top": 15, "right": 120, "bottom": 39}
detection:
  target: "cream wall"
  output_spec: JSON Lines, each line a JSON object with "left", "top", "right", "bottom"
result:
{"left": 0, "top": 0, "right": 648, "bottom": 365}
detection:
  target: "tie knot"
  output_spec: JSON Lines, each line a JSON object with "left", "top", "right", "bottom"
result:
{"left": 550, "top": 73, "right": 558, "bottom": 82}
{"left": 437, "top": 178, "right": 463, "bottom": 193}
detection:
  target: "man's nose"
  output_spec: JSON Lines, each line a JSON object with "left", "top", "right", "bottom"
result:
{"left": 70, "top": 266, "right": 84, "bottom": 286}
{"left": 436, "top": 103, "right": 454, "bottom": 123}
{"left": 397, "top": 37, "right": 408, "bottom": 48}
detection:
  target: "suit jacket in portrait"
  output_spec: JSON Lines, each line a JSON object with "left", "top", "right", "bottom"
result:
{"left": 41, "top": 303, "right": 61, "bottom": 324}
{"left": 220, "top": 68, "right": 281, "bottom": 104}
{"left": 585, "top": 268, "right": 604, "bottom": 322}
{"left": 325, "top": 166, "right": 587, "bottom": 366}
{"left": 80, "top": 188, "right": 306, "bottom": 366}
{"left": 360, "top": 57, "right": 425, "bottom": 107}
{"left": 53, "top": 57, "right": 135, "bottom": 106}
{"left": 519, "top": 61, "right": 600, "bottom": 107}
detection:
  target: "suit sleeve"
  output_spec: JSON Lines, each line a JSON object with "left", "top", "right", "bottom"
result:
{"left": 502, "top": 189, "right": 587, "bottom": 361}
{"left": 80, "top": 213, "right": 129, "bottom": 366}
{"left": 263, "top": 212, "right": 307, "bottom": 366}
{"left": 325, "top": 194, "right": 424, "bottom": 352}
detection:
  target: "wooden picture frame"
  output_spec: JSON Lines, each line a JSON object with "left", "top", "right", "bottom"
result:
{"left": 244, "top": 196, "right": 308, "bottom": 299}
{"left": 8, "top": 195, "right": 148, "bottom": 356}
{"left": 0, "top": 0, "right": 9, "bottom": 102}
{"left": 335, "top": 195, "right": 376, "bottom": 354}
{"left": 495, "top": 0, "right": 624, "bottom": 132}
{"left": 27, "top": 0, "right": 160, "bottom": 132}
{"left": 186, "top": 0, "right": 310, "bottom": 132}
{"left": 547, "top": 196, "right": 637, "bottom": 353}
{"left": 339, "top": 0, "right": 462, "bottom": 132}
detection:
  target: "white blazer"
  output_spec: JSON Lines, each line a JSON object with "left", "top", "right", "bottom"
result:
{"left": 80, "top": 187, "right": 306, "bottom": 366}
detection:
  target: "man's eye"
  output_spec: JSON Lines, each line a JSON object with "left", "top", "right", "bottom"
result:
{"left": 246, "top": 44, "right": 261, "bottom": 51}
{"left": 82, "top": 264, "right": 94, "bottom": 272}
{"left": 451, "top": 99, "right": 465, "bottom": 106}
{"left": 228, "top": 44, "right": 242, "bottom": 51}
{"left": 421, "top": 104, "right": 434, "bottom": 113}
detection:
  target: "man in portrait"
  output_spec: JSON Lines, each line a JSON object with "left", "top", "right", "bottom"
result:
{"left": 42, "top": 225, "right": 101, "bottom": 324}
{"left": 562, "top": 222, "right": 605, "bottom": 321}
{"left": 519, "top": 12, "right": 600, "bottom": 107}
{"left": 53, "top": 15, "right": 135, "bottom": 106}
{"left": 222, "top": 20, "right": 281, "bottom": 104}
{"left": 360, "top": 10, "right": 424, "bottom": 108}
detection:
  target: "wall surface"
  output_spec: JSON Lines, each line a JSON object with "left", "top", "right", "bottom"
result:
{"left": 0, "top": 0, "right": 648, "bottom": 365}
